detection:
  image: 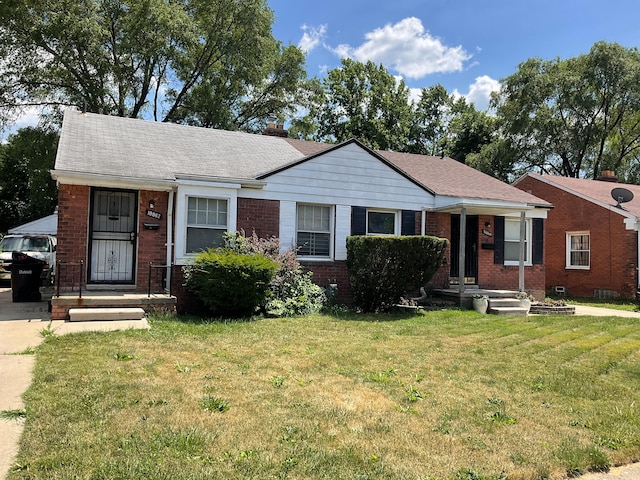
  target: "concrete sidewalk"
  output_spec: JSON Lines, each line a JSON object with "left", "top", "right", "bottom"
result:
{"left": 0, "top": 287, "right": 149, "bottom": 480}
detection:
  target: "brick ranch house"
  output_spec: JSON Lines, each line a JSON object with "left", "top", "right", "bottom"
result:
{"left": 50, "top": 110, "right": 551, "bottom": 319}
{"left": 515, "top": 171, "right": 640, "bottom": 299}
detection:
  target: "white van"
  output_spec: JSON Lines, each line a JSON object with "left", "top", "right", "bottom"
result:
{"left": 0, "top": 234, "right": 57, "bottom": 284}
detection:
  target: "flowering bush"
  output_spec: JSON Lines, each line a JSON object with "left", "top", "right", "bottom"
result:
{"left": 223, "top": 232, "right": 326, "bottom": 317}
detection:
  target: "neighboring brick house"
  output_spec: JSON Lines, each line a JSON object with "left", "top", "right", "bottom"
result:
{"left": 51, "top": 110, "right": 551, "bottom": 312}
{"left": 515, "top": 171, "right": 640, "bottom": 299}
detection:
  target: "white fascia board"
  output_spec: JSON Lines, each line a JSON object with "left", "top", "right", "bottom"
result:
{"left": 625, "top": 217, "right": 640, "bottom": 231}
{"left": 175, "top": 173, "right": 265, "bottom": 189}
{"left": 176, "top": 178, "right": 242, "bottom": 190}
{"left": 51, "top": 169, "right": 175, "bottom": 191}
{"left": 427, "top": 196, "right": 538, "bottom": 216}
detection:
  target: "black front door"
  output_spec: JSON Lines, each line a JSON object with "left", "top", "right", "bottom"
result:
{"left": 88, "top": 189, "right": 137, "bottom": 283}
{"left": 450, "top": 214, "right": 478, "bottom": 284}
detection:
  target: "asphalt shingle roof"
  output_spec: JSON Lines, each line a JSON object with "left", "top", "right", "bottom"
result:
{"left": 382, "top": 151, "right": 548, "bottom": 205}
{"left": 525, "top": 172, "right": 640, "bottom": 217}
{"left": 54, "top": 110, "right": 550, "bottom": 207}
{"left": 55, "top": 111, "right": 306, "bottom": 181}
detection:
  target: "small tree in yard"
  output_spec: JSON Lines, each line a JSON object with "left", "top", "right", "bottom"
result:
{"left": 346, "top": 236, "right": 448, "bottom": 313}
{"left": 184, "top": 248, "right": 277, "bottom": 318}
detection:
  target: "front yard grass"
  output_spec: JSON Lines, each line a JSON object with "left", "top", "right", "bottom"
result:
{"left": 8, "top": 310, "right": 640, "bottom": 480}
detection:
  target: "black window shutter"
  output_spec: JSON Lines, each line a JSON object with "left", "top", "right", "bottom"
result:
{"left": 351, "top": 206, "right": 366, "bottom": 235}
{"left": 494, "top": 216, "right": 504, "bottom": 264}
{"left": 532, "top": 218, "right": 544, "bottom": 264}
{"left": 401, "top": 210, "right": 416, "bottom": 235}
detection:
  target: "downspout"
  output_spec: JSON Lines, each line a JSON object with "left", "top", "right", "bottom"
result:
{"left": 519, "top": 210, "right": 525, "bottom": 292}
{"left": 166, "top": 190, "right": 175, "bottom": 293}
{"left": 421, "top": 209, "right": 426, "bottom": 236}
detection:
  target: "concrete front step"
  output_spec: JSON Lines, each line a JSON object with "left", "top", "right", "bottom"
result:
{"left": 68, "top": 307, "right": 145, "bottom": 322}
{"left": 488, "top": 306, "right": 529, "bottom": 316}
{"left": 489, "top": 298, "right": 523, "bottom": 308}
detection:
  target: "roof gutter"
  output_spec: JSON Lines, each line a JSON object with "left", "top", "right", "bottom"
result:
{"left": 51, "top": 169, "right": 176, "bottom": 191}
{"left": 423, "top": 198, "right": 549, "bottom": 216}
{"left": 174, "top": 173, "right": 266, "bottom": 189}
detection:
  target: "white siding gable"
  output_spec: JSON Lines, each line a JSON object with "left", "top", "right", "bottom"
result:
{"left": 247, "top": 143, "right": 433, "bottom": 209}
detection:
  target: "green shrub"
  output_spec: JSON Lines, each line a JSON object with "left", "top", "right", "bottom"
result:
{"left": 223, "top": 232, "right": 326, "bottom": 317}
{"left": 183, "top": 248, "right": 277, "bottom": 318}
{"left": 346, "top": 235, "right": 448, "bottom": 312}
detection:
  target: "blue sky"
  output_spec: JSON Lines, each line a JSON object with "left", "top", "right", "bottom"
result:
{"left": 3, "top": 0, "right": 638, "bottom": 140}
{"left": 268, "top": 0, "right": 640, "bottom": 110}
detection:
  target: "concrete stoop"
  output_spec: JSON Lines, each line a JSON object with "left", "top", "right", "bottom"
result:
{"left": 487, "top": 298, "right": 529, "bottom": 316}
{"left": 68, "top": 307, "right": 146, "bottom": 322}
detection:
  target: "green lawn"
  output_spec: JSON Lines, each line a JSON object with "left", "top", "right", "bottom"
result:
{"left": 7, "top": 310, "right": 640, "bottom": 480}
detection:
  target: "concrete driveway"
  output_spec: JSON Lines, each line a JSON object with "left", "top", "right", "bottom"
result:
{"left": 0, "top": 286, "right": 149, "bottom": 480}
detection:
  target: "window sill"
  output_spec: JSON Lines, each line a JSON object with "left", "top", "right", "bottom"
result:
{"left": 566, "top": 266, "right": 590, "bottom": 270}
{"left": 297, "top": 256, "right": 334, "bottom": 262}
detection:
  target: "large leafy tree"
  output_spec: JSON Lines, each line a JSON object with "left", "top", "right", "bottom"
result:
{"left": 291, "top": 63, "right": 493, "bottom": 162}
{"left": 493, "top": 41, "right": 640, "bottom": 179}
{"left": 294, "top": 59, "right": 412, "bottom": 151}
{"left": 407, "top": 84, "right": 452, "bottom": 156}
{"left": 0, "top": 127, "right": 59, "bottom": 233}
{"left": 0, "top": 0, "right": 308, "bottom": 132}
{"left": 409, "top": 84, "right": 494, "bottom": 161}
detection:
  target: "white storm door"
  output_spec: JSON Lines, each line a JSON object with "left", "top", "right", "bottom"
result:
{"left": 89, "top": 190, "right": 137, "bottom": 283}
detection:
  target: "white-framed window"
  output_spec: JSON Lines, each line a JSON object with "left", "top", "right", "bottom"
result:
{"left": 504, "top": 218, "right": 531, "bottom": 265}
{"left": 367, "top": 210, "right": 398, "bottom": 235}
{"left": 186, "top": 196, "right": 228, "bottom": 253}
{"left": 297, "top": 204, "right": 332, "bottom": 258}
{"left": 566, "top": 231, "right": 590, "bottom": 269}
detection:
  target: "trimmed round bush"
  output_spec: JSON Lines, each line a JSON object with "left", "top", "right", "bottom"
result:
{"left": 346, "top": 235, "right": 448, "bottom": 312}
{"left": 184, "top": 248, "right": 278, "bottom": 318}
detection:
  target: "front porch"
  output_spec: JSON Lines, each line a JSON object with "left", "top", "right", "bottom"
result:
{"left": 51, "top": 291, "right": 176, "bottom": 321}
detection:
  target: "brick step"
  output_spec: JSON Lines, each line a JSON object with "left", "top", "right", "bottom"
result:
{"left": 68, "top": 307, "right": 145, "bottom": 322}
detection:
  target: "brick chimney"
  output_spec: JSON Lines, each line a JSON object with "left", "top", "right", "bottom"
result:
{"left": 598, "top": 170, "right": 618, "bottom": 182}
{"left": 263, "top": 121, "right": 288, "bottom": 138}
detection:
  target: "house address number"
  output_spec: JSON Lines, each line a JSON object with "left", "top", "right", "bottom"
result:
{"left": 146, "top": 209, "right": 162, "bottom": 220}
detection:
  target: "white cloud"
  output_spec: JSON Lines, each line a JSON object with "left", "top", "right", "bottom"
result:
{"left": 460, "top": 75, "right": 501, "bottom": 111}
{"left": 298, "top": 24, "right": 327, "bottom": 54}
{"left": 332, "top": 17, "right": 471, "bottom": 79}
{"left": 408, "top": 87, "right": 422, "bottom": 105}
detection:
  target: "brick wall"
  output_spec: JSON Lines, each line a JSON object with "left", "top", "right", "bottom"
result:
{"left": 137, "top": 190, "right": 170, "bottom": 293}
{"left": 237, "top": 198, "right": 280, "bottom": 238}
{"left": 56, "top": 184, "right": 90, "bottom": 289}
{"left": 424, "top": 212, "right": 452, "bottom": 290}
{"left": 301, "top": 261, "right": 352, "bottom": 305}
{"left": 516, "top": 176, "right": 637, "bottom": 298}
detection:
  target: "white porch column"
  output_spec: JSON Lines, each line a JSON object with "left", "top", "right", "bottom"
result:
{"left": 519, "top": 210, "right": 525, "bottom": 292}
{"left": 459, "top": 208, "right": 466, "bottom": 294}
{"left": 165, "top": 190, "right": 175, "bottom": 279}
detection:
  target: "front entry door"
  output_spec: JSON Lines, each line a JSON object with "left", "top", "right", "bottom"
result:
{"left": 450, "top": 214, "right": 478, "bottom": 284}
{"left": 89, "top": 189, "right": 137, "bottom": 283}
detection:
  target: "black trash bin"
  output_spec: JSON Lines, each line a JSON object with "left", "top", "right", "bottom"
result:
{"left": 10, "top": 251, "right": 45, "bottom": 302}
